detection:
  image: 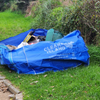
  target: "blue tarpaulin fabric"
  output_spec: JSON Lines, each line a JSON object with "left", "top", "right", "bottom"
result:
{"left": 0, "top": 29, "right": 90, "bottom": 74}
{"left": 0, "top": 29, "right": 48, "bottom": 46}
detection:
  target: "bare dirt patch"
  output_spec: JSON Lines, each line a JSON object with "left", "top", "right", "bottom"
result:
{"left": 0, "top": 75, "right": 23, "bottom": 100}
{"left": 0, "top": 81, "right": 12, "bottom": 100}
{"left": 0, "top": 91, "right": 12, "bottom": 100}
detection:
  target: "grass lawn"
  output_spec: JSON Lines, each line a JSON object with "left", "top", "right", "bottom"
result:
{"left": 0, "top": 10, "right": 32, "bottom": 41}
{"left": 0, "top": 11, "right": 100, "bottom": 100}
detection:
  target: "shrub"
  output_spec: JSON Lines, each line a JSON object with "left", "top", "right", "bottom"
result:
{"left": 61, "top": 0, "right": 100, "bottom": 45}
{"left": 71, "top": 0, "right": 100, "bottom": 45}
{"left": 31, "top": 0, "right": 82, "bottom": 34}
{"left": 31, "top": 0, "right": 62, "bottom": 29}
{"left": 31, "top": 0, "right": 100, "bottom": 45}
{"left": 10, "top": 0, "right": 18, "bottom": 12}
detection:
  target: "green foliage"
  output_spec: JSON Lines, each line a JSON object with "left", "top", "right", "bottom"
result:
{"left": 10, "top": 0, "right": 18, "bottom": 12}
{"left": 88, "top": 45, "right": 100, "bottom": 64}
{"left": 31, "top": 0, "right": 100, "bottom": 45}
{"left": 31, "top": 0, "right": 62, "bottom": 30}
{"left": 45, "top": 7, "right": 65, "bottom": 31}
{"left": 79, "top": 0, "right": 100, "bottom": 45}
{"left": 62, "top": 0, "right": 100, "bottom": 44}
{"left": 31, "top": 0, "right": 83, "bottom": 34}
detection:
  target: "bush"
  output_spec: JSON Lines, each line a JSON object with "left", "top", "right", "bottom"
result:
{"left": 10, "top": 0, "right": 18, "bottom": 12}
{"left": 70, "top": 0, "right": 100, "bottom": 45}
{"left": 31, "top": 0, "right": 100, "bottom": 45}
{"left": 64, "top": 0, "right": 100, "bottom": 45}
{"left": 31, "top": 0, "right": 62, "bottom": 29}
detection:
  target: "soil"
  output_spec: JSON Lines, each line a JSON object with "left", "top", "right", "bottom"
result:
{"left": 0, "top": 81, "right": 12, "bottom": 100}
{"left": 0, "top": 91, "right": 12, "bottom": 100}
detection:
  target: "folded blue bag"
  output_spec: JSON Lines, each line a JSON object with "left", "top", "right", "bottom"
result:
{"left": 0, "top": 29, "right": 90, "bottom": 74}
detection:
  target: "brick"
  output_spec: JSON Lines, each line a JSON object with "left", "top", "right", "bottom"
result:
{"left": 8, "top": 85, "right": 20, "bottom": 94}
{"left": 0, "top": 76, "right": 5, "bottom": 80}
{"left": 3, "top": 80, "right": 11, "bottom": 87}
{"left": 9, "top": 94, "right": 15, "bottom": 98}
{"left": 16, "top": 93, "right": 23, "bottom": 100}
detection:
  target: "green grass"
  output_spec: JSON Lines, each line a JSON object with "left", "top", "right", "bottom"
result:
{"left": 0, "top": 11, "right": 100, "bottom": 100}
{"left": 0, "top": 10, "right": 33, "bottom": 40}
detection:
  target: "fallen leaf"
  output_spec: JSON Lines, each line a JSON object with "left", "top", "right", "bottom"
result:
{"left": 52, "top": 89, "right": 55, "bottom": 91}
{"left": 51, "top": 86, "right": 54, "bottom": 88}
{"left": 10, "top": 98, "right": 13, "bottom": 100}
{"left": 30, "top": 82, "right": 33, "bottom": 85}
{"left": 44, "top": 74, "right": 47, "bottom": 77}
{"left": 45, "top": 90, "right": 48, "bottom": 92}
{"left": 34, "top": 81, "right": 38, "bottom": 83}
{"left": 9, "top": 70, "right": 12, "bottom": 73}
{"left": 84, "top": 91, "right": 87, "bottom": 93}
{"left": 49, "top": 94, "right": 53, "bottom": 97}
{"left": 70, "top": 74, "right": 73, "bottom": 77}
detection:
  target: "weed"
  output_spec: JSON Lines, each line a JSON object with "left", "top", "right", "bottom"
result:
{"left": 30, "top": 0, "right": 100, "bottom": 45}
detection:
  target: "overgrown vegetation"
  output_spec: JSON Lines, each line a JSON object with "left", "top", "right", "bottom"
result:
{"left": 73, "top": 0, "right": 100, "bottom": 45}
{"left": 31, "top": 0, "right": 100, "bottom": 45}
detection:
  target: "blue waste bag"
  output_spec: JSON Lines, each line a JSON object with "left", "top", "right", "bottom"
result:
{"left": 0, "top": 29, "right": 90, "bottom": 74}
